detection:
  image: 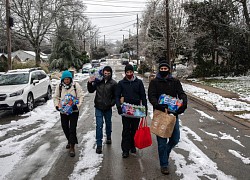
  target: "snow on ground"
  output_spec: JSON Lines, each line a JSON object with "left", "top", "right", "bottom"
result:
{"left": 69, "top": 131, "right": 103, "bottom": 180}
{"left": 0, "top": 100, "right": 60, "bottom": 179}
{"left": 148, "top": 106, "right": 237, "bottom": 179}
{"left": 182, "top": 83, "right": 250, "bottom": 120}
{"left": 0, "top": 70, "right": 249, "bottom": 179}
{"left": 228, "top": 150, "right": 250, "bottom": 165}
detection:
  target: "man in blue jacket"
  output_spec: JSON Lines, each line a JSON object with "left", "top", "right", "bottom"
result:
{"left": 115, "top": 64, "right": 147, "bottom": 158}
{"left": 87, "top": 66, "right": 117, "bottom": 154}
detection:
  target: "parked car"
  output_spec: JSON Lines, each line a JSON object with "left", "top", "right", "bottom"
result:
{"left": 0, "top": 72, "right": 5, "bottom": 77}
{"left": 0, "top": 68, "right": 52, "bottom": 114}
{"left": 100, "top": 58, "right": 108, "bottom": 66}
{"left": 91, "top": 60, "right": 100, "bottom": 68}
{"left": 82, "top": 63, "right": 92, "bottom": 73}
{"left": 121, "top": 58, "right": 129, "bottom": 65}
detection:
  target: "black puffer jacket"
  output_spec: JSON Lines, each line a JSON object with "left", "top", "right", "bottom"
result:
{"left": 87, "top": 78, "right": 117, "bottom": 111}
{"left": 115, "top": 76, "right": 147, "bottom": 108}
{"left": 148, "top": 73, "right": 187, "bottom": 111}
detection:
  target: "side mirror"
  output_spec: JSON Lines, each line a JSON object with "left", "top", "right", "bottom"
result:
{"left": 32, "top": 79, "right": 39, "bottom": 84}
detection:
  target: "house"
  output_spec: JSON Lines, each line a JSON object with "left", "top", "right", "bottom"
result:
{"left": 0, "top": 54, "right": 8, "bottom": 71}
{"left": 11, "top": 50, "right": 49, "bottom": 62}
{"left": 0, "top": 54, "right": 7, "bottom": 63}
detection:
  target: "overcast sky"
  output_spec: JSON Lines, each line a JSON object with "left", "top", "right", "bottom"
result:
{"left": 83, "top": 0, "right": 148, "bottom": 43}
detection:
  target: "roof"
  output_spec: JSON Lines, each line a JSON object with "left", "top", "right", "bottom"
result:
{"left": 23, "top": 51, "right": 48, "bottom": 59}
{"left": 7, "top": 67, "right": 42, "bottom": 73}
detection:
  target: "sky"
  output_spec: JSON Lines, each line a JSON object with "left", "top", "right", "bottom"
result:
{"left": 83, "top": 0, "right": 148, "bottom": 43}
{"left": 0, "top": 63, "right": 250, "bottom": 179}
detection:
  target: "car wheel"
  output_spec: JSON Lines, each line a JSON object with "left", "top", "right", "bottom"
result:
{"left": 26, "top": 93, "right": 34, "bottom": 112}
{"left": 45, "top": 86, "right": 52, "bottom": 101}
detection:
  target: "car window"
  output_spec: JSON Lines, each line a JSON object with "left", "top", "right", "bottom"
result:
{"left": 0, "top": 73, "right": 29, "bottom": 85}
{"left": 38, "top": 71, "right": 47, "bottom": 80}
{"left": 30, "top": 72, "right": 38, "bottom": 83}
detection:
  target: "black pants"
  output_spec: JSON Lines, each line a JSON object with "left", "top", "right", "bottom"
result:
{"left": 121, "top": 116, "right": 140, "bottom": 153}
{"left": 60, "top": 112, "right": 79, "bottom": 145}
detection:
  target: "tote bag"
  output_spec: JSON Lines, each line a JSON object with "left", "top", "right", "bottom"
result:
{"left": 150, "top": 109, "right": 176, "bottom": 138}
{"left": 134, "top": 117, "right": 152, "bottom": 149}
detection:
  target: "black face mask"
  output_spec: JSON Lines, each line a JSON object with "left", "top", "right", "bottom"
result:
{"left": 104, "top": 74, "right": 111, "bottom": 80}
{"left": 159, "top": 71, "right": 169, "bottom": 77}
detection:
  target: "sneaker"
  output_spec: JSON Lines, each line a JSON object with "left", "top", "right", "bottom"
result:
{"left": 106, "top": 138, "right": 112, "bottom": 144}
{"left": 122, "top": 152, "right": 129, "bottom": 158}
{"left": 161, "top": 167, "right": 170, "bottom": 175}
{"left": 130, "top": 147, "right": 136, "bottom": 154}
{"left": 96, "top": 146, "right": 102, "bottom": 154}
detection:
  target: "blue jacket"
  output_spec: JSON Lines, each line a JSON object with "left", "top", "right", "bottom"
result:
{"left": 115, "top": 76, "right": 147, "bottom": 108}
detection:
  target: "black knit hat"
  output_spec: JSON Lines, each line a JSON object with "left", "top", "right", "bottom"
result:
{"left": 103, "top": 66, "right": 112, "bottom": 75}
{"left": 125, "top": 64, "right": 134, "bottom": 72}
{"left": 159, "top": 61, "right": 170, "bottom": 70}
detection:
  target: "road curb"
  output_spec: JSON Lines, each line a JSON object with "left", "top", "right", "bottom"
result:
{"left": 187, "top": 93, "right": 217, "bottom": 111}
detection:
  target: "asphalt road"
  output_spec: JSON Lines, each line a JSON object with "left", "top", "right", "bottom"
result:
{"left": 0, "top": 59, "right": 249, "bottom": 180}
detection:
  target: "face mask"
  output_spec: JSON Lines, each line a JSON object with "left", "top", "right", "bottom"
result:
{"left": 159, "top": 71, "right": 169, "bottom": 77}
{"left": 126, "top": 74, "right": 133, "bottom": 79}
{"left": 104, "top": 74, "right": 111, "bottom": 80}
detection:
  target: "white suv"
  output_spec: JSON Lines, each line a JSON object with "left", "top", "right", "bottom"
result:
{"left": 0, "top": 68, "right": 52, "bottom": 113}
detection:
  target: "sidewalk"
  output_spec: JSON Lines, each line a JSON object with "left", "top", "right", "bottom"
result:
{"left": 181, "top": 79, "right": 239, "bottom": 99}
{"left": 180, "top": 79, "right": 250, "bottom": 128}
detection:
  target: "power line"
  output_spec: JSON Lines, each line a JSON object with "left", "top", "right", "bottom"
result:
{"left": 85, "top": 0, "right": 146, "bottom": 4}
{"left": 83, "top": 2, "right": 142, "bottom": 8}
{"left": 84, "top": 11, "right": 143, "bottom": 14}
{"left": 98, "top": 19, "right": 136, "bottom": 28}
{"left": 100, "top": 23, "right": 135, "bottom": 34}
{"left": 88, "top": 14, "right": 137, "bottom": 19}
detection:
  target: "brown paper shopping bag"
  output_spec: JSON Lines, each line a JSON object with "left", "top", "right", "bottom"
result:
{"left": 150, "top": 109, "right": 176, "bottom": 138}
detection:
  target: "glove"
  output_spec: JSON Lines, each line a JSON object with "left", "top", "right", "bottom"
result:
{"left": 56, "top": 106, "right": 60, "bottom": 111}
{"left": 154, "top": 104, "right": 167, "bottom": 112}
{"left": 176, "top": 105, "right": 187, "bottom": 115}
{"left": 72, "top": 105, "right": 78, "bottom": 111}
{"left": 117, "top": 106, "right": 123, "bottom": 115}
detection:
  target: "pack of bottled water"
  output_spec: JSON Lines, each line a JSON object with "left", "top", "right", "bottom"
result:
{"left": 121, "top": 103, "right": 146, "bottom": 118}
{"left": 59, "top": 93, "right": 79, "bottom": 115}
{"left": 158, "top": 94, "right": 183, "bottom": 112}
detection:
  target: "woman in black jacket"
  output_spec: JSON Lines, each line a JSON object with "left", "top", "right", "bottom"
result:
{"left": 87, "top": 66, "right": 117, "bottom": 154}
{"left": 148, "top": 61, "right": 187, "bottom": 175}
{"left": 115, "top": 64, "right": 147, "bottom": 158}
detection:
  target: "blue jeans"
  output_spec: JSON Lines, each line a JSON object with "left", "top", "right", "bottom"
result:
{"left": 95, "top": 108, "right": 112, "bottom": 147}
{"left": 156, "top": 118, "right": 180, "bottom": 167}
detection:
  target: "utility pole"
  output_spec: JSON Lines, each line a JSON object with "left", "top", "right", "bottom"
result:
{"left": 165, "top": 0, "right": 171, "bottom": 66}
{"left": 104, "top": 35, "right": 105, "bottom": 47}
{"left": 136, "top": 14, "right": 139, "bottom": 66}
{"left": 6, "top": 0, "right": 12, "bottom": 70}
{"left": 83, "top": 37, "right": 86, "bottom": 51}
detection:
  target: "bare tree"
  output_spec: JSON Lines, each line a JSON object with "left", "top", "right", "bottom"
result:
{"left": 11, "top": 0, "right": 87, "bottom": 66}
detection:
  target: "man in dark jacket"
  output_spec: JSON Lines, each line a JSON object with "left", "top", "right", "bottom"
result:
{"left": 115, "top": 64, "right": 147, "bottom": 158}
{"left": 148, "top": 61, "right": 187, "bottom": 175}
{"left": 87, "top": 66, "right": 117, "bottom": 154}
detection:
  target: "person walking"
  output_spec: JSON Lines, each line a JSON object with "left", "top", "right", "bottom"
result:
{"left": 148, "top": 61, "right": 187, "bottom": 175}
{"left": 53, "top": 70, "right": 84, "bottom": 157}
{"left": 87, "top": 66, "right": 117, "bottom": 154}
{"left": 115, "top": 64, "right": 147, "bottom": 158}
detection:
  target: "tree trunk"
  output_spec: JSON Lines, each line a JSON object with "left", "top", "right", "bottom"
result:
{"left": 35, "top": 48, "right": 41, "bottom": 67}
